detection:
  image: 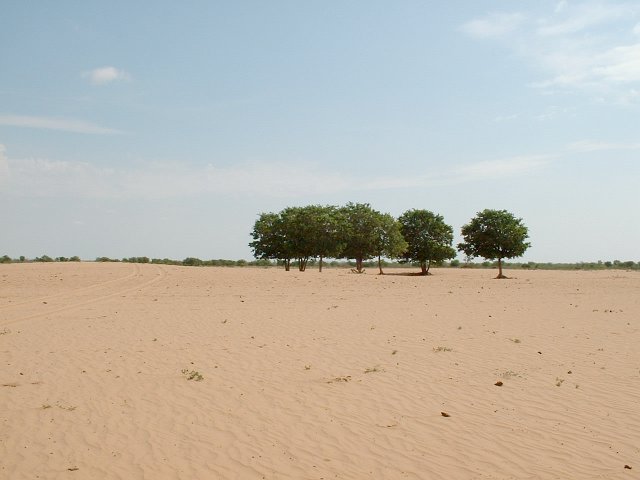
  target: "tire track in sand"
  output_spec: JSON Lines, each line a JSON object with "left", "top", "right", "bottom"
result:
{"left": 0, "top": 264, "right": 167, "bottom": 327}
{"left": 0, "top": 263, "right": 143, "bottom": 311}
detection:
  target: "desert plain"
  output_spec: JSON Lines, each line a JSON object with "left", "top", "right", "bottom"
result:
{"left": 0, "top": 262, "right": 639, "bottom": 479}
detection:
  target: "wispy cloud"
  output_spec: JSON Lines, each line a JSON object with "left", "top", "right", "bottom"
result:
{"left": 1, "top": 157, "right": 350, "bottom": 199}
{"left": 453, "top": 155, "right": 554, "bottom": 180}
{"left": 0, "top": 114, "right": 121, "bottom": 134}
{"left": 1, "top": 150, "right": 550, "bottom": 199}
{"left": 566, "top": 139, "right": 640, "bottom": 152}
{"left": 459, "top": 12, "right": 525, "bottom": 38}
{"left": 461, "top": 1, "right": 640, "bottom": 102}
{"left": 537, "top": 2, "right": 630, "bottom": 36}
{"left": 82, "top": 66, "right": 131, "bottom": 85}
{"left": 0, "top": 145, "right": 8, "bottom": 188}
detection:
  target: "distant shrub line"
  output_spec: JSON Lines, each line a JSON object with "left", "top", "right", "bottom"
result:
{"left": 0, "top": 254, "right": 638, "bottom": 271}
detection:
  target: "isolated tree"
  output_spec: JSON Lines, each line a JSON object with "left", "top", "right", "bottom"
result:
{"left": 339, "top": 203, "right": 382, "bottom": 273}
{"left": 398, "top": 209, "right": 456, "bottom": 275}
{"left": 372, "top": 213, "right": 407, "bottom": 275}
{"left": 458, "top": 209, "right": 531, "bottom": 279}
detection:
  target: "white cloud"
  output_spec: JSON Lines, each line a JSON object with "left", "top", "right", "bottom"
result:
{"left": 555, "top": 1, "right": 569, "bottom": 14}
{"left": 634, "top": 22, "right": 640, "bottom": 36}
{"left": 0, "top": 144, "right": 8, "bottom": 188}
{"left": 494, "top": 113, "right": 521, "bottom": 122}
{"left": 534, "top": 105, "right": 572, "bottom": 120}
{"left": 531, "top": 41, "right": 640, "bottom": 90}
{"left": 459, "top": 12, "right": 525, "bottom": 38}
{"left": 537, "top": 3, "right": 629, "bottom": 36}
{"left": 566, "top": 139, "right": 640, "bottom": 152}
{"left": 0, "top": 114, "right": 121, "bottom": 134}
{"left": 462, "top": 2, "right": 640, "bottom": 101}
{"left": 1, "top": 152, "right": 550, "bottom": 200}
{"left": 83, "top": 66, "right": 131, "bottom": 85}
{"left": 453, "top": 155, "right": 553, "bottom": 181}
{"left": 592, "top": 44, "right": 640, "bottom": 83}
{"left": 1, "top": 157, "right": 350, "bottom": 199}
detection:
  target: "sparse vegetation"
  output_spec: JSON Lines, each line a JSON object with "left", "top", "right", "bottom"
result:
{"left": 433, "top": 346, "right": 453, "bottom": 352}
{"left": 364, "top": 366, "right": 382, "bottom": 373}
{"left": 181, "top": 369, "right": 204, "bottom": 381}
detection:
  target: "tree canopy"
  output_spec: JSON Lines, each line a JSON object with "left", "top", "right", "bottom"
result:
{"left": 372, "top": 213, "right": 408, "bottom": 274}
{"left": 339, "top": 203, "right": 383, "bottom": 273}
{"left": 250, "top": 203, "right": 408, "bottom": 274}
{"left": 458, "top": 209, "right": 531, "bottom": 278}
{"left": 250, "top": 205, "right": 347, "bottom": 271}
{"left": 398, "top": 209, "right": 456, "bottom": 275}
{"left": 249, "top": 211, "right": 295, "bottom": 270}
{"left": 251, "top": 204, "right": 531, "bottom": 278}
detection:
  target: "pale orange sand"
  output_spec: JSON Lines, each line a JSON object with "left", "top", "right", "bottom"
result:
{"left": 1, "top": 263, "right": 639, "bottom": 479}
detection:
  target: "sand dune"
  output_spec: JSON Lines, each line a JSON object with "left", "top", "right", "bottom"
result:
{"left": 1, "top": 263, "right": 639, "bottom": 479}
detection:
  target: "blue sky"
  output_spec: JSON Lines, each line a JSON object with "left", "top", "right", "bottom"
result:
{"left": 1, "top": 1, "right": 639, "bottom": 262}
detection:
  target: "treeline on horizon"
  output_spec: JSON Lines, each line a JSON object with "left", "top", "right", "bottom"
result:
{"left": 0, "top": 254, "right": 638, "bottom": 271}
{"left": 250, "top": 202, "right": 531, "bottom": 277}
{"left": 248, "top": 203, "right": 639, "bottom": 277}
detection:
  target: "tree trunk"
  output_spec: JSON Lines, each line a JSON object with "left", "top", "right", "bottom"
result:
{"left": 356, "top": 257, "right": 364, "bottom": 273}
{"left": 496, "top": 258, "right": 506, "bottom": 279}
{"left": 378, "top": 255, "right": 384, "bottom": 275}
{"left": 299, "top": 257, "right": 308, "bottom": 272}
{"left": 319, "top": 256, "right": 323, "bottom": 272}
{"left": 284, "top": 259, "right": 290, "bottom": 271}
{"left": 426, "top": 260, "right": 431, "bottom": 275}
{"left": 421, "top": 261, "right": 427, "bottom": 275}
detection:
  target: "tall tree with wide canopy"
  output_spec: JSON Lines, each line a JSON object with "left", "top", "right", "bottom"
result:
{"left": 458, "top": 209, "right": 531, "bottom": 279}
{"left": 398, "top": 209, "right": 456, "bottom": 275}
{"left": 279, "top": 206, "right": 316, "bottom": 272}
{"left": 339, "top": 202, "right": 381, "bottom": 273}
{"left": 305, "top": 204, "right": 347, "bottom": 272}
{"left": 372, "top": 213, "right": 408, "bottom": 275}
{"left": 249, "top": 212, "right": 295, "bottom": 271}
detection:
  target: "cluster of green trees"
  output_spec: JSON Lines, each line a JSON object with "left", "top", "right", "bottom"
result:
{"left": 250, "top": 204, "right": 531, "bottom": 278}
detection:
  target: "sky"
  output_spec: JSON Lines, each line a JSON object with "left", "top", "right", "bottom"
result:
{"left": 1, "top": 1, "right": 639, "bottom": 262}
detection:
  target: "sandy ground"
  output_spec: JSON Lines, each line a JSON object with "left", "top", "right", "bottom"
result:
{"left": 1, "top": 263, "right": 639, "bottom": 479}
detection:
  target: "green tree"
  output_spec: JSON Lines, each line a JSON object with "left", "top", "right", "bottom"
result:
{"left": 372, "top": 213, "right": 407, "bottom": 275}
{"left": 183, "top": 257, "right": 203, "bottom": 266}
{"left": 306, "top": 205, "right": 347, "bottom": 272}
{"left": 250, "top": 212, "right": 295, "bottom": 271}
{"left": 398, "top": 209, "right": 456, "bottom": 275}
{"left": 458, "top": 209, "right": 531, "bottom": 279}
{"left": 280, "top": 206, "right": 315, "bottom": 272}
{"left": 339, "top": 203, "right": 381, "bottom": 273}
